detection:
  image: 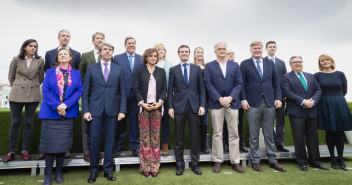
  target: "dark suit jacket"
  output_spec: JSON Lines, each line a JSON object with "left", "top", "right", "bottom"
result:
{"left": 168, "top": 63, "right": 206, "bottom": 114}
{"left": 112, "top": 52, "right": 144, "bottom": 98}
{"left": 79, "top": 50, "right": 97, "bottom": 82}
{"left": 204, "top": 60, "right": 243, "bottom": 109}
{"left": 82, "top": 62, "right": 127, "bottom": 117}
{"left": 44, "top": 47, "right": 81, "bottom": 71}
{"left": 265, "top": 56, "right": 287, "bottom": 81}
{"left": 240, "top": 57, "right": 281, "bottom": 107}
{"left": 38, "top": 68, "right": 83, "bottom": 119}
{"left": 281, "top": 71, "right": 322, "bottom": 118}
{"left": 8, "top": 56, "right": 45, "bottom": 102}
{"left": 134, "top": 66, "right": 167, "bottom": 111}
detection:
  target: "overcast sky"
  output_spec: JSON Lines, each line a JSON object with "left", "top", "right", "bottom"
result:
{"left": 1, "top": 0, "right": 352, "bottom": 100}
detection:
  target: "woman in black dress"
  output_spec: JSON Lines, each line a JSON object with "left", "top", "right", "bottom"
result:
{"left": 38, "top": 48, "right": 83, "bottom": 184}
{"left": 314, "top": 54, "right": 352, "bottom": 171}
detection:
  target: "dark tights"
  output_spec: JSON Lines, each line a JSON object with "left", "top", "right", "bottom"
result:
{"left": 44, "top": 153, "right": 65, "bottom": 184}
{"left": 325, "top": 131, "right": 345, "bottom": 165}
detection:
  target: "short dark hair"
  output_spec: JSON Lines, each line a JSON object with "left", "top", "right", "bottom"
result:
{"left": 18, "top": 39, "right": 41, "bottom": 59}
{"left": 142, "top": 48, "right": 159, "bottom": 64}
{"left": 55, "top": 48, "right": 73, "bottom": 67}
{"left": 99, "top": 43, "right": 114, "bottom": 52}
{"left": 178, "top": 45, "right": 190, "bottom": 53}
{"left": 265, "top": 41, "right": 276, "bottom": 48}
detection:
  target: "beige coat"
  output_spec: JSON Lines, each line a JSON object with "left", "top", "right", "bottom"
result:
{"left": 8, "top": 56, "right": 45, "bottom": 102}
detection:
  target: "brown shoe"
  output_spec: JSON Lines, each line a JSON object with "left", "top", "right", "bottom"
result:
{"left": 36, "top": 152, "right": 45, "bottom": 160}
{"left": 232, "top": 164, "right": 245, "bottom": 173}
{"left": 84, "top": 153, "right": 90, "bottom": 161}
{"left": 252, "top": 163, "right": 263, "bottom": 172}
{"left": 270, "top": 162, "right": 286, "bottom": 172}
{"left": 213, "top": 162, "right": 222, "bottom": 173}
{"left": 21, "top": 152, "right": 30, "bottom": 161}
{"left": 162, "top": 143, "right": 168, "bottom": 156}
{"left": 3, "top": 152, "right": 15, "bottom": 162}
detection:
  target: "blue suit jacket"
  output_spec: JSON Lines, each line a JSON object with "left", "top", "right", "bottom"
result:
{"left": 45, "top": 47, "right": 81, "bottom": 71}
{"left": 168, "top": 63, "right": 206, "bottom": 114}
{"left": 82, "top": 62, "right": 127, "bottom": 117}
{"left": 204, "top": 60, "right": 243, "bottom": 109}
{"left": 112, "top": 52, "right": 144, "bottom": 98}
{"left": 281, "top": 71, "right": 322, "bottom": 118}
{"left": 38, "top": 68, "right": 83, "bottom": 119}
{"left": 240, "top": 57, "right": 281, "bottom": 107}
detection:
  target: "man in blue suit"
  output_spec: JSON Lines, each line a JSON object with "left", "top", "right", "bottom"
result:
{"left": 281, "top": 56, "right": 328, "bottom": 171}
{"left": 204, "top": 42, "right": 244, "bottom": 174}
{"left": 265, "top": 41, "right": 289, "bottom": 152}
{"left": 112, "top": 36, "right": 144, "bottom": 157}
{"left": 240, "top": 41, "right": 286, "bottom": 172}
{"left": 83, "top": 43, "right": 127, "bottom": 183}
{"left": 168, "top": 45, "right": 205, "bottom": 176}
{"left": 44, "top": 30, "right": 81, "bottom": 71}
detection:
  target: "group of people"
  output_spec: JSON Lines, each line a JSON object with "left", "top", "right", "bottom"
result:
{"left": 3, "top": 29, "right": 352, "bottom": 185}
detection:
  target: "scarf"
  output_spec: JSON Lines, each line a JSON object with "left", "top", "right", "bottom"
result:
{"left": 56, "top": 64, "right": 72, "bottom": 103}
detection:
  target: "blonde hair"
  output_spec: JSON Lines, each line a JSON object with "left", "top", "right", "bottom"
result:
{"left": 154, "top": 43, "right": 167, "bottom": 60}
{"left": 318, "top": 54, "right": 335, "bottom": 71}
{"left": 250, "top": 41, "right": 263, "bottom": 48}
{"left": 193, "top": 47, "right": 205, "bottom": 66}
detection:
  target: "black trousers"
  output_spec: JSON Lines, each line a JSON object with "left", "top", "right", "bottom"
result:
{"left": 289, "top": 116, "right": 320, "bottom": 166}
{"left": 174, "top": 101, "right": 201, "bottom": 166}
{"left": 274, "top": 101, "right": 286, "bottom": 147}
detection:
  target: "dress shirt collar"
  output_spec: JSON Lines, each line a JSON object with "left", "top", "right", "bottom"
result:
{"left": 126, "top": 52, "right": 135, "bottom": 57}
{"left": 180, "top": 61, "right": 190, "bottom": 66}
{"left": 58, "top": 46, "right": 70, "bottom": 50}
{"left": 252, "top": 57, "right": 263, "bottom": 63}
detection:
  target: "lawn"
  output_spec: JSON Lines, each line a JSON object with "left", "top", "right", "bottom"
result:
{"left": 1, "top": 157, "right": 352, "bottom": 185}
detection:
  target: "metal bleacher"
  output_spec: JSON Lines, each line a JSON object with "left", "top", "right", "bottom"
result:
{"left": 1, "top": 145, "right": 352, "bottom": 176}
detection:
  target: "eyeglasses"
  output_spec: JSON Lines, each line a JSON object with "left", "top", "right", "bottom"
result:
{"left": 291, "top": 61, "right": 302, "bottom": 64}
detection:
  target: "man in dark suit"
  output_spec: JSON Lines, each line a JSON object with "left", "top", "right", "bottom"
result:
{"left": 112, "top": 36, "right": 144, "bottom": 157}
{"left": 204, "top": 43, "right": 244, "bottom": 174}
{"left": 36, "top": 29, "right": 81, "bottom": 160}
{"left": 240, "top": 41, "right": 286, "bottom": 172}
{"left": 83, "top": 43, "right": 127, "bottom": 183}
{"left": 281, "top": 56, "right": 328, "bottom": 171}
{"left": 265, "top": 41, "right": 289, "bottom": 152}
{"left": 44, "top": 30, "right": 81, "bottom": 71}
{"left": 168, "top": 45, "right": 205, "bottom": 176}
{"left": 79, "top": 32, "right": 105, "bottom": 161}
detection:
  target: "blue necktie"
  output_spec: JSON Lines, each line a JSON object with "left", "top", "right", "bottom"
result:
{"left": 183, "top": 63, "right": 189, "bottom": 86}
{"left": 128, "top": 55, "right": 133, "bottom": 71}
{"left": 256, "top": 60, "right": 263, "bottom": 78}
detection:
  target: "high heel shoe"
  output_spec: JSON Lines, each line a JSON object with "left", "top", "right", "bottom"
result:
{"left": 338, "top": 158, "right": 348, "bottom": 171}
{"left": 331, "top": 157, "right": 338, "bottom": 170}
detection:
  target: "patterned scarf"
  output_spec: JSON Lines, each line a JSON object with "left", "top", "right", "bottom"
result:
{"left": 56, "top": 64, "right": 72, "bottom": 103}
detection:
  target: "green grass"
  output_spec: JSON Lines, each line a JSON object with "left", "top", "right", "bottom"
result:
{"left": 1, "top": 158, "right": 352, "bottom": 185}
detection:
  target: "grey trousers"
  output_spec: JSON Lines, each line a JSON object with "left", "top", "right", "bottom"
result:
{"left": 247, "top": 98, "right": 277, "bottom": 164}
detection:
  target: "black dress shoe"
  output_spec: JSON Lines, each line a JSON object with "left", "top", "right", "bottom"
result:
{"left": 224, "top": 145, "right": 229, "bottom": 153}
{"left": 88, "top": 173, "right": 97, "bottom": 183}
{"left": 191, "top": 166, "right": 202, "bottom": 175}
{"left": 114, "top": 150, "right": 122, "bottom": 157}
{"left": 299, "top": 165, "right": 308, "bottom": 171}
{"left": 64, "top": 151, "right": 71, "bottom": 159}
{"left": 276, "top": 145, "right": 289, "bottom": 152}
{"left": 311, "top": 164, "right": 329, "bottom": 170}
{"left": 36, "top": 152, "right": 45, "bottom": 160}
{"left": 240, "top": 146, "right": 248, "bottom": 153}
{"left": 176, "top": 165, "right": 184, "bottom": 175}
{"left": 104, "top": 172, "right": 116, "bottom": 181}
{"left": 132, "top": 149, "right": 139, "bottom": 157}
{"left": 200, "top": 148, "right": 209, "bottom": 154}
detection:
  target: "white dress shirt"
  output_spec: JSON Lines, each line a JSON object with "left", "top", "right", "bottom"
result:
{"left": 252, "top": 57, "right": 263, "bottom": 76}
{"left": 101, "top": 61, "right": 111, "bottom": 74}
{"left": 94, "top": 49, "right": 100, "bottom": 62}
{"left": 180, "top": 62, "right": 190, "bottom": 82}
{"left": 216, "top": 60, "right": 227, "bottom": 78}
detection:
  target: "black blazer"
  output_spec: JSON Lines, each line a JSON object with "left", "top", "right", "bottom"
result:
{"left": 168, "top": 63, "right": 206, "bottom": 114}
{"left": 134, "top": 65, "right": 167, "bottom": 111}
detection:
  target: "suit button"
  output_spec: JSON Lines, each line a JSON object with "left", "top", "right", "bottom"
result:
{"left": 23, "top": 78, "right": 25, "bottom": 81}
{"left": 31, "top": 87, "right": 33, "bottom": 89}
{"left": 22, "top": 87, "right": 24, "bottom": 89}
